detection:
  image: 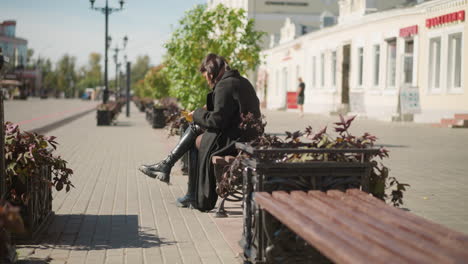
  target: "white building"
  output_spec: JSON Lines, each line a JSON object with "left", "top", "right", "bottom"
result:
{"left": 261, "top": 0, "right": 467, "bottom": 123}
{"left": 207, "top": 0, "right": 340, "bottom": 48}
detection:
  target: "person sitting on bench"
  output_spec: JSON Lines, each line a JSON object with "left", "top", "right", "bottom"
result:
{"left": 139, "top": 53, "right": 261, "bottom": 211}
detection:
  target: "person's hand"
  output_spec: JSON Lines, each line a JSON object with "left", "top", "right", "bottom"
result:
{"left": 186, "top": 111, "right": 194, "bottom": 122}
{"left": 181, "top": 110, "right": 194, "bottom": 122}
{"left": 203, "top": 105, "right": 207, "bottom": 110}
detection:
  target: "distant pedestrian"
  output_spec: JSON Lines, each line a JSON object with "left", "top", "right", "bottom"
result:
{"left": 297, "top": 77, "right": 305, "bottom": 117}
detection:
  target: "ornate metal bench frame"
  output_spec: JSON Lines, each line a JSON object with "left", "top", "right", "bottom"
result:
{"left": 235, "top": 142, "right": 380, "bottom": 264}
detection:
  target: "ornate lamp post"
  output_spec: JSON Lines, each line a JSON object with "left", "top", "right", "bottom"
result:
{"left": 112, "top": 35, "right": 128, "bottom": 98}
{"left": 89, "top": 0, "right": 125, "bottom": 104}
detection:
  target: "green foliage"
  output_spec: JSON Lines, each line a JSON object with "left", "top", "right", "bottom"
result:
{"left": 26, "top": 48, "right": 34, "bottom": 68}
{"left": 133, "top": 79, "right": 150, "bottom": 98}
{"left": 143, "top": 65, "right": 170, "bottom": 99}
{"left": 76, "top": 53, "right": 102, "bottom": 95}
{"left": 132, "top": 64, "right": 169, "bottom": 100}
{"left": 55, "top": 54, "right": 77, "bottom": 96}
{"left": 163, "top": 4, "right": 265, "bottom": 110}
{"left": 36, "top": 58, "right": 56, "bottom": 94}
{"left": 131, "top": 55, "right": 151, "bottom": 88}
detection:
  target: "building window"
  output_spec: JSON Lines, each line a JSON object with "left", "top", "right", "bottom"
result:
{"left": 296, "top": 65, "right": 301, "bottom": 81}
{"left": 275, "top": 70, "right": 280, "bottom": 95}
{"left": 428, "top": 37, "right": 441, "bottom": 91}
{"left": 357, "top": 47, "right": 364, "bottom": 86}
{"left": 282, "top": 67, "right": 288, "bottom": 94}
{"left": 447, "top": 33, "right": 462, "bottom": 90}
{"left": 373, "top": 45, "right": 380, "bottom": 87}
{"left": 312, "top": 56, "right": 316, "bottom": 88}
{"left": 386, "top": 39, "right": 397, "bottom": 89}
{"left": 322, "top": 16, "right": 335, "bottom": 28}
{"left": 331, "top": 51, "right": 337, "bottom": 87}
{"left": 321, "top": 53, "right": 325, "bottom": 87}
{"left": 403, "top": 40, "right": 414, "bottom": 85}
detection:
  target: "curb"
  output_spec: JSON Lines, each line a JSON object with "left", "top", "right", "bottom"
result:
{"left": 30, "top": 106, "right": 97, "bottom": 135}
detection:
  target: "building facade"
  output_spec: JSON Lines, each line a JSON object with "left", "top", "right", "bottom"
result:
{"left": 0, "top": 20, "right": 39, "bottom": 99}
{"left": 261, "top": 0, "right": 467, "bottom": 123}
{"left": 208, "top": 0, "right": 340, "bottom": 48}
{"left": 0, "top": 20, "right": 27, "bottom": 67}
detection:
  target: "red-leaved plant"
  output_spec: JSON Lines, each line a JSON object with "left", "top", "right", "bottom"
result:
{"left": 218, "top": 114, "right": 409, "bottom": 207}
{"left": 4, "top": 122, "right": 74, "bottom": 205}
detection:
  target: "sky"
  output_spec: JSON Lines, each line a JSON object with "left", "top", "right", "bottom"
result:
{"left": 3, "top": 0, "right": 206, "bottom": 76}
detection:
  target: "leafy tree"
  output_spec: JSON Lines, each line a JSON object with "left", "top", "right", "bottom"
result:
{"left": 55, "top": 54, "right": 77, "bottom": 97}
{"left": 26, "top": 48, "right": 34, "bottom": 68}
{"left": 143, "top": 65, "right": 169, "bottom": 99}
{"left": 163, "top": 4, "right": 265, "bottom": 110}
{"left": 76, "top": 53, "right": 102, "bottom": 95}
{"left": 131, "top": 55, "right": 151, "bottom": 88}
{"left": 35, "top": 58, "right": 56, "bottom": 96}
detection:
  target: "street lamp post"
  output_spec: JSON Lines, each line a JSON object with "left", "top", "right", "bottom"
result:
{"left": 89, "top": 0, "right": 125, "bottom": 104}
{"left": 112, "top": 35, "right": 128, "bottom": 98}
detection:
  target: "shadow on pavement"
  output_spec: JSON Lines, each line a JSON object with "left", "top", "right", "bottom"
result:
{"left": 16, "top": 257, "right": 52, "bottom": 264}
{"left": 113, "top": 121, "right": 134, "bottom": 127}
{"left": 31, "top": 214, "right": 175, "bottom": 251}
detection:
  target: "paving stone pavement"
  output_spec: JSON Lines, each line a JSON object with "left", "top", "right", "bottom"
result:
{"left": 4, "top": 98, "right": 97, "bottom": 131}
{"left": 15, "top": 104, "right": 468, "bottom": 263}
{"left": 17, "top": 107, "right": 240, "bottom": 264}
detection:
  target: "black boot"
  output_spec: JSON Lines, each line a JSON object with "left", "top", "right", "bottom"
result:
{"left": 139, "top": 124, "right": 203, "bottom": 183}
{"left": 176, "top": 147, "right": 198, "bottom": 208}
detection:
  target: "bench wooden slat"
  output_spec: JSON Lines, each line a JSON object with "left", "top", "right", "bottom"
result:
{"left": 274, "top": 191, "right": 431, "bottom": 264}
{"left": 344, "top": 190, "right": 468, "bottom": 259}
{"left": 347, "top": 189, "right": 468, "bottom": 244}
{"left": 256, "top": 190, "right": 468, "bottom": 264}
{"left": 256, "top": 192, "right": 387, "bottom": 264}
{"left": 321, "top": 190, "right": 468, "bottom": 258}
{"left": 303, "top": 191, "right": 460, "bottom": 263}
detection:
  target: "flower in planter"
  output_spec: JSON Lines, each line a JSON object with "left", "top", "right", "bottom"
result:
{"left": 4, "top": 122, "right": 74, "bottom": 206}
{"left": 223, "top": 114, "right": 409, "bottom": 207}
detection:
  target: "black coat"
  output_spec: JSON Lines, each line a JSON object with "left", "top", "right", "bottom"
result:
{"left": 193, "top": 69, "right": 261, "bottom": 211}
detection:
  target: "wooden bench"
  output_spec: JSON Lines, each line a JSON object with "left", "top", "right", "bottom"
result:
{"left": 212, "top": 155, "right": 241, "bottom": 217}
{"left": 254, "top": 189, "right": 468, "bottom": 264}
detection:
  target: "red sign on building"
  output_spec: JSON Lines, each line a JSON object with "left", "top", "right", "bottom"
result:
{"left": 426, "top": 10, "right": 465, "bottom": 28}
{"left": 399, "top": 25, "right": 418, "bottom": 37}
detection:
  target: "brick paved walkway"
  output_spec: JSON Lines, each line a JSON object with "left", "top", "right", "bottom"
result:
{"left": 4, "top": 98, "right": 97, "bottom": 132}
{"left": 16, "top": 104, "right": 468, "bottom": 263}
{"left": 17, "top": 107, "right": 240, "bottom": 264}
